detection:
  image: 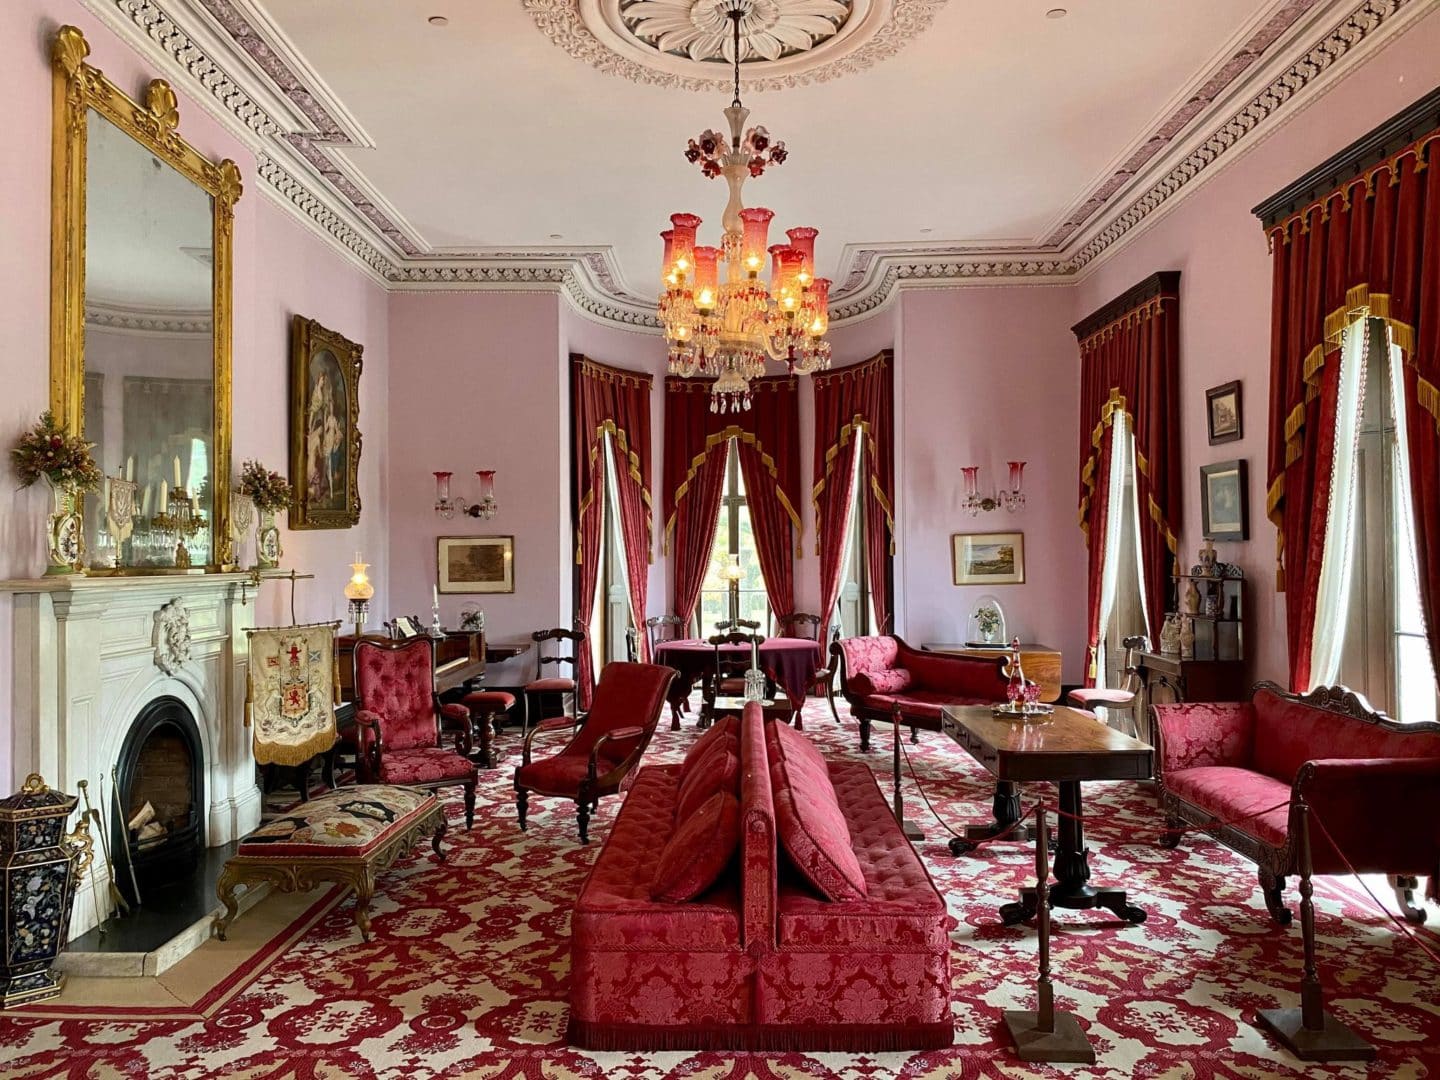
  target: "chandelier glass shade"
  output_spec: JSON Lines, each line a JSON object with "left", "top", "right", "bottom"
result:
{"left": 658, "top": 5, "right": 832, "bottom": 413}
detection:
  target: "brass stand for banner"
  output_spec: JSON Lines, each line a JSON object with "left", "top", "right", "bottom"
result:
{"left": 1256, "top": 799, "right": 1375, "bottom": 1062}
{"left": 1003, "top": 807, "right": 1095, "bottom": 1064}
{"left": 891, "top": 704, "right": 923, "bottom": 841}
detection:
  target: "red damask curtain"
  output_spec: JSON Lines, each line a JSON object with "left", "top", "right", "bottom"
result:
{"left": 1074, "top": 273, "right": 1182, "bottom": 685}
{"left": 573, "top": 356, "right": 654, "bottom": 702}
{"left": 662, "top": 376, "right": 802, "bottom": 625}
{"left": 812, "top": 352, "right": 896, "bottom": 633}
{"left": 1262, "top": 125, "right": 1440, "bottom": 691}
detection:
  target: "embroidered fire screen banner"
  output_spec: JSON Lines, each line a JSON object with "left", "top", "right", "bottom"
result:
{"left": 247, "top": 621, "right": 342, "bottom": 766}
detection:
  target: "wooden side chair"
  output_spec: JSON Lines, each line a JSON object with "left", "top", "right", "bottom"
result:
{"left": 352, "top": 637, "right": 478, "bottom": 829}
{"left": 1066, "top": 634, "right": 1150, "bottom": 739}
{"left": 514, "top": 661, "right": 676, "bottom": 843}
{"left": 644, "top": 614, "right": 685, "bottom": 657}
{"left": 523, "top": 625, "right": 585, "bottom": 732}
{"left": 699, "top": 629, "right": 768, "bottom": 727}
{"left": 777, "top": 612, "right": 842, "bottom": 723}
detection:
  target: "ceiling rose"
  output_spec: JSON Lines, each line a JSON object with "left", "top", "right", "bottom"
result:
{"left": 525, "top": 0, "right": 948, "bottom": 92}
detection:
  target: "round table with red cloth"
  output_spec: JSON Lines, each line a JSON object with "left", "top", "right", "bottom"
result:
{"left": 652, "top": 637, "right": 824, "bottom": 711}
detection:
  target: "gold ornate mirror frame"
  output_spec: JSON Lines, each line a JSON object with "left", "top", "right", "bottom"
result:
{"left": 50, "top": 25, "right": 242, "bottom": 569}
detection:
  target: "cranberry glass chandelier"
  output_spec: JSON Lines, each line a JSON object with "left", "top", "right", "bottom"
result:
{"left": 658, "top": 3, "right": 832, "bottom": 413}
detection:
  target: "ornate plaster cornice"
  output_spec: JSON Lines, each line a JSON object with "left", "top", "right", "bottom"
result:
{"left": 85, "top": 300, "right": 214, "bottom": 335}
{"left": 81, "top": 0, "right": 1426, "bottom": 331}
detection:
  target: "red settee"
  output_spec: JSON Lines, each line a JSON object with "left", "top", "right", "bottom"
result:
{"left": 834, "top": 634, "right": 1009, "bottom": 750}
{"left": 567, "top": 701, "right": 953, "bottom": 1051}
{"left": 1156, "top": 682, "right": 1440, "bottom": 925}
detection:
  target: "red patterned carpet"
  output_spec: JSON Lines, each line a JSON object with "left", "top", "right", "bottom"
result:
{"left": 4, "top": 695, "right": 1437, "bottom": 1079}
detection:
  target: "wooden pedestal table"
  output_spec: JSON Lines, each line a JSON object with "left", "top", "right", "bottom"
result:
{"left": 941, "top": 705, "right": 1153, "bottom": 926}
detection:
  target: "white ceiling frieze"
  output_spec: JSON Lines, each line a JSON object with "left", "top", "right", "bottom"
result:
{"left": 79, "top": 0, "right": 1424, "bottom": 332}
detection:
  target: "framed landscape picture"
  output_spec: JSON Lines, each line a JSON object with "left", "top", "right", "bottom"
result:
{"left": 1206, "top": 380, "right": 1243, "bottom": 444}
{"left": 289, "top": 315, "right": 363, "bottom": 529}
{"left": 1200, "top": 460, "right": 1249, "bottom": 541}
{"left": 952, "top": 531, "right": 1025, "bottom": 586}
{"left": 438, "top": 535, "right": 514, "bottom": 594}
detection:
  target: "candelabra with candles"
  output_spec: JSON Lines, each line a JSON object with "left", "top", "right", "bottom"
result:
{"left": 149, "top": 487, "right": 206, "bottom": 567}
{"left": 344, "top": 554, "right": 374, "bottom": 636}
{"left": 434, "top": 470, "right": 498, "bottom": 519}
{"left": 962, "top": 462, "right": 1027, "bottom": 515}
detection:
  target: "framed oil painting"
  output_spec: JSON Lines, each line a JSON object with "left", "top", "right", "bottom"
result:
{"left": 1206, "top": 380, "right": 1242, "bottom": 444}
{"left": 289, "top": 315, "right": 362, "bottom": 529}
{"left": 438, "top": 535, "right": 515, "bottom": 594}
{"left": 1200, "top": 459, "right": 1249, "bottom": 541}
{"left": 952, "top": 532, "right": 1025, "bottom": 586}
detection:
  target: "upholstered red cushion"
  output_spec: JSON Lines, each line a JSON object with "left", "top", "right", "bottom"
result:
{"left": 463, "top": 690, "right": 515, "bottom": 710}
{"left": 1068, "top": 687, "right": 1136, "bottom": 707}
{"left": 377, "top": 746, "right": 477, "bottom": 786}
{"left": 1164, "top": 765, "right": 1293, "bottom": 848}
{"left": 237, "top": 786, "right": 436, "bottom": 858}
{"left": 860, "top": 691, "right": 992, "bottom": 720}
{"left": 766, "top": 723, "right": 867, "bottom": 901}
{"left": 1251, "top": 687, "right": 1440, "bottom": 783}
{"left": 675, "top": 740, "right": 740, "bottom": 822}
{"left": 678, "top": 715, "right": 737, "bottom": 782}
{"left": 650, "top": 791, "right": 741, "bottom": 903}
{"left": 898, "top": 644, "right": 1009, "bottom": 699}
{"left": 852, "top": 668, "right": 913, "bottom": 696}
{"left": 354, "top": 639, "right": 440, "bottom": 752}
{"left": 526, "top": 677, "right": 576, "bottom": 693}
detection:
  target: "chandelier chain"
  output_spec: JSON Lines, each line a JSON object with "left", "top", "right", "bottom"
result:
{"left": 729, "top": 5, "right": 743, "bottom": 111}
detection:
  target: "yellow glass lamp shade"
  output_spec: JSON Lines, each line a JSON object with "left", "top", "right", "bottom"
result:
{"left": 344, "top": 554, "right": 374, "bottom": 601}
{"left": 722, "top": 554, "right": 745, "bottom": 583}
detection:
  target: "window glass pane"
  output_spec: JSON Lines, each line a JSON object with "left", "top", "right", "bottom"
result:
{"left": 694, "top": 440, "right": 769, "bottom": 630}
{"left": 1396, "top": 634, "right": 1437, "bottom": 726}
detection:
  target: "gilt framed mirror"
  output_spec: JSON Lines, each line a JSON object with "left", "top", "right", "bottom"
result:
{"left": 50, "top": 26, "right": 242, "bottom": 573}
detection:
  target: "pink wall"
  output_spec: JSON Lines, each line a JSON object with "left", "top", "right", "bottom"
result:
{"left": 898, "top": 288, "right": 1087, "bottom": 681}
{"left": 1073, "top": 12, "right": 1440, "bottom": 687}
{"left": 0, "top": 0, "right": 391, "bottom": 788}
{"left": 387, "top": 293, "right": 566, "bottom": 684}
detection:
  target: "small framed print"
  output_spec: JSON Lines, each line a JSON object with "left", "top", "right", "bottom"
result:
{"left": 1206, "top": 380, "right": 1243, "bottom": 445}
{"left": 438, "top": 535, "right": 514, "bottom": 594}
{"left": 952, "top": 531, "right": 1025, "bottom": 586}
{"left": 1200, "top": 460, "right": 1249, "bottom": 541}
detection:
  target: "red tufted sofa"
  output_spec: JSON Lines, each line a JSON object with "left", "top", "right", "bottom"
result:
{"left": 1156, "top": 681, "right": 1440, "bottom": 926}
{"left": 833, "top": 634, "right": 1009, "bottom": 750}
{"left": 567, "top": 701, "right": 953, "bottom": 1051}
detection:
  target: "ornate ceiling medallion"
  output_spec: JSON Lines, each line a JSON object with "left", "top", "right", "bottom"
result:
{"left": 526, "top": 0, "right": 947, "bottom": 92}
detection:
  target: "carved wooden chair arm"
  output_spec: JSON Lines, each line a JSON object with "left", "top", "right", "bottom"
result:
{"left": 522, "top": 715, "right": 576, "bottom": 765}
{"left": 589, "top": 725, "right": 645, "bottom": 782}
{"left": 439, "top": 702, "right": 473, "bottom": 755}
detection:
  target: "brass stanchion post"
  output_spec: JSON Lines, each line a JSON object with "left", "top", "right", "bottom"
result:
{"left": 892, "top": 704, "right": 923, "bottom": 840}
{"left": 1004, "top": 806, "right": 1095, "bottom": 1063}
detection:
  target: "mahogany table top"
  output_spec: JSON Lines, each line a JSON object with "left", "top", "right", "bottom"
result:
{"left": 940, "top": 704, "right": 1153, "bottom": 784}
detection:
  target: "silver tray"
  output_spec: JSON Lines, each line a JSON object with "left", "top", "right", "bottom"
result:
{"left": 991, "top": 703, "right": 1055, "bottom": 721}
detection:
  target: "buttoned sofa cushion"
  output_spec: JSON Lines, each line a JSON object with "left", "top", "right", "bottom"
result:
{"left": 675, "top": 736, "right": 740, "bottom": 822}
{"left": 651, "top": 791, "right": 742, "bottom": 902}
{"left": 765, "top": 722, "right": 867, "bottom": 901}
{"left": 238, "top": 785, "right": 436, "bottom": 858}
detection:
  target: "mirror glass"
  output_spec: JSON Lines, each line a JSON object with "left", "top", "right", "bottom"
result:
{"left": 82, "top": 109, "right": 215, "bottom": 569}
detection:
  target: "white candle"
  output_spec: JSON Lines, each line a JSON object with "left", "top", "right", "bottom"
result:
{"left": 159, "top": 480, "right": 169, "bottom": 513}
{"left": 173, "top": 456, "right": 182, "bottom": 488}
{"left": 141, "top": 486, "right": 152, "bottom": 517}
{"left": 433, "top": 584, "right": 439, "bottom": 609}
{"left": 125, "top": 456, "right": 134, "bottom": 482}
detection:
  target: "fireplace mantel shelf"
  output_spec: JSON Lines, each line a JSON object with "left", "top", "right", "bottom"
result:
{"left": 0, "top": 569, "right": 313, "bottom": 594}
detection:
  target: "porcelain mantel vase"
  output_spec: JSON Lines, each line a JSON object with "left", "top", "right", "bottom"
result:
{"left": 0, "top": 775, "right": 93, "bottom": 1009}
{"left": 256, "top": 510, "right": 282, "bottom": 571}
{"left": 42, "top": 476, "right": 83, "bottom": 576}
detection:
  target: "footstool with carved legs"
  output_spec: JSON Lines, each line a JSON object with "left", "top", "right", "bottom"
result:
{"left": 215, "top": 785, "right": 446, "bottom": 943}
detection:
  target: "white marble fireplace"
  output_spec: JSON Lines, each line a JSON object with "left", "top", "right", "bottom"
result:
{"left": 3, "top": 573, "right": 264, "bottom": 941}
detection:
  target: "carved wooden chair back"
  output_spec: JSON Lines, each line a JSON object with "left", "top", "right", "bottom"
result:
{"left": 644, "top": 614, "right": 685, "bottom": 655}
{"left": 777, "top": 612, "right": 823, "bottom": 642}
{"left": 531, "top": 625, "right": 584, "bottom": 679}
{"left": 352, "top": 637, "right": 441, "bottom": 751}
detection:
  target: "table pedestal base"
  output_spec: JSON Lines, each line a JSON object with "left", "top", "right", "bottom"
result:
{"left": 1003, "top": 1009, "right": 1097, "bottom": 1064}
{"left": 950, "top": 781, "right": 1034, "bottom": 855}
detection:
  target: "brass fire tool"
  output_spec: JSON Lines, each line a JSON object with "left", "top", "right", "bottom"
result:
{"left": 110, "top": 768, "right": 143, "bottom": 907}
{"left": 1003, "top": 806, "right": 1096, "bottom": 1063}
{"left": 78, "top": 779, "right": 129, "bottom": 921}
{"left": 1256, "top": 796, "right": 1375, "bottom": 1061}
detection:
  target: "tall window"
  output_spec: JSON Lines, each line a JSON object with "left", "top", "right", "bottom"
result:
{"left": 588, "top": 433, "right": 632, "bottom": 666}
{"left": 698, "top": 439, "right": 768, "bottom": 632}
{"left": 833, "top": 440, "right": 874, "bottom": 637}
{"left": 1325, "top": 318, "right": 1438, "bottom": 723}
{"left": 1096, "top": 414, "right": 1148, "bottom": 688}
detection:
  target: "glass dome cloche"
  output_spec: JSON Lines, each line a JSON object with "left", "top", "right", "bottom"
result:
{"left": 966, "top": 596, "right": 1008, "bottom": 648}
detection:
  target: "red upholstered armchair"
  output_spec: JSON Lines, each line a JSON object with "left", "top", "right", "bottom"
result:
{"left": 833, "top": 634, "right": 1009, "bottom": 750}
{"left": 514, "top": 661, "right": 675, "bottom": 844}
{"left": 353, "top": 638, "right": 478, "bottom": 830}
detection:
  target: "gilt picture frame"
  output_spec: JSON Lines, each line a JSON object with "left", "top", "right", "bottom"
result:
{"left": 952, "top": 532, "right": 1025, "bottom": 586}
{"left": 289, "top": 315, "right": 362, "bottom": 529}
{"left": 438, "top": 536, "right": 515, "bottom": 594}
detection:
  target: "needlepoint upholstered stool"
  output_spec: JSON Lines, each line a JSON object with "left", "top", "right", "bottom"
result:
{"left": 215, "top": 785, "right": 446, "bottom": 942}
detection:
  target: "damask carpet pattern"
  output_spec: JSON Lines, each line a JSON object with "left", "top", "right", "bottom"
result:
{"left": 3, "top": 697, "right": 1437, "bottom": 1079}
